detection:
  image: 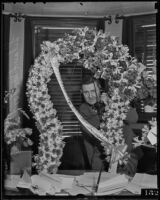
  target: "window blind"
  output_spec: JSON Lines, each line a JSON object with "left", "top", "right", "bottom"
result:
{"left": 32, "top": 18, "right": 101, "bottom": 136}
{"left": 133, "top": 15, "right": 156, "bottom": 113}
{"left": 134, "top": 17, "right": 156, "bottom": 73}
{"left": 48, "top": 63, "right": 82, "bottom": 136}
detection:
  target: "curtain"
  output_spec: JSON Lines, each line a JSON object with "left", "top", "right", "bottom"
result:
{"left": 23, "top": 17, "right": 39, "bottom": 156}
{"left": 2, "top": 15, "right": 10, "bottom": 119}
{"left": 122, "top": 17, "right": 134, "bottom": 56}
{"left": 2, "top": 14, "right": 10, "bottom": 170}
{"left": 9, "top": 17, "right": 25, "bottom": 113}
{"left": 23, "top": 16, "right": 34, "bottom": 117}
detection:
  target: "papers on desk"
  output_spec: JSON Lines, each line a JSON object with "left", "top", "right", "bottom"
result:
{"left": 97, "top": 174, "right": 128, "bottom": 193}
{"left": 126, "top": 173, "right": 157, "bottom": 194}
{"left": 5, "top": 171, "right": 157, "bottom": 196}
{"left": 16, "top": 171, "right": 75, "bottom": 195}
{"left": 31, "top": 175, "right": 58, "bottom": 195}
{"left": 132, "top": 173, "right": 157, "bottom": 188}
{"left": 147, "top": 126, "right": 157, "bottom": 145}
{"left": 75, "top": 172, "right": 129, "bottom": 195}
{"left": 75, "top": 172, "right": 158, "bottom": 196}
{"left": 5, "top": 175, "right": 21, "bottom": 191}
{"left": 16, "top": 169, "right": 32, "bottom": 189}
{"left": 76, "top": 171, "right": 117, "bottom": 187}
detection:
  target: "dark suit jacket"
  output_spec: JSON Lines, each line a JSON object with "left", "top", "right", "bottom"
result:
{"left": 79, "top": 102, "right": 143, "bottom": 160}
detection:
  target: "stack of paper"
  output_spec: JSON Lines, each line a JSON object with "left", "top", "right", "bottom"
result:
{"left": 97, "top": 174, "right": 128, "bottom": 193}
{"left": 76, "top": 172, "right": 117, "bottom": 187}
{"left": 6, "top": 170, "right": 157, "bottom": 196}
{"left": 132, "top": 173, "right": 157, "bottom": 188}
{"left": 17, "top": 169, "right": 32, "bottom": 189}
{"left": 30, "top": 175, "right": 60, "bottom": 195}
{"left": 125, "top": 173, "right": 157, "bottom": 194}
{"left": 75, "top": 172, "right": 129, "bottom": 195}
{"left": 16, "top": 171, "right": 75, "bottom": 195}
{"left": 5, "top": 175, "right": 21, "bottom": 191}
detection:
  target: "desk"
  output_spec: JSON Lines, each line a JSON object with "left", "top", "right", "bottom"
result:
{"left": 129, "top": 123, "right": 157, "bottom": 175}
{"left": 138, "top": 112, "right": 157, "bottom": 123}
{"left": 4, "top": 188, "right": 133, "bottom": 196}
{"left": 3, "top": 170, "right": 134, "bottom": 197}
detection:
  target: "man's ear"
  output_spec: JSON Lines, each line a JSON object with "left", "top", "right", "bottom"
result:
{"left": 80, "top": 89, "right": 85, "bottom": 102}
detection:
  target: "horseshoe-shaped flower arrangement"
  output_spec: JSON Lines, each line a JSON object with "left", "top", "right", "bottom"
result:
{"left": 26, "top": 27, "right": 146, "bottom": 174}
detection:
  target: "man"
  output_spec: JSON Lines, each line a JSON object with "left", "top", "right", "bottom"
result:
{"left": 79, "top": 76, "right": 143, "bottom": 177}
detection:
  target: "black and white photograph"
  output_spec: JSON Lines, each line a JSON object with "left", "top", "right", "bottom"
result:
{"left": 1, "top": 1, "right": 158, "bottom": 199}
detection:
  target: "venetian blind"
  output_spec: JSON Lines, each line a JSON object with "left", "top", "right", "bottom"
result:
{"left": 48, "top": 63, "right": 82, "bottom": 136}
{"left": 32, "top": 18, "right": 101, "bottom": 136}
{"left": 133, "top": 15, "right": 156, "bottom": 73}
{"left": 133, "top": 15, "right": 156, "bottom": 113}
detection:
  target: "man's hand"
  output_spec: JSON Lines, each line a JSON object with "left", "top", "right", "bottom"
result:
{"left": 101, "top": 143, "right": 128, "bottom": 164}
{"left": 117, "top": 153, "right": 138, "bottom": 177}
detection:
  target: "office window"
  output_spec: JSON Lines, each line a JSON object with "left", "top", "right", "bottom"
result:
{"left": 31, "top": 18, "right": 103, "bottom": 136}
{"left": 133, "top": 15, "right": 156, "bottom": 74}
{"left": 133, "top": 15, "right": 156, "bottom": 121}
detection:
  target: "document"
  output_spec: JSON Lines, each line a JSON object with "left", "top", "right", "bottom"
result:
{"left": 147, "top": 126, "right": 157, "bottom": 145}
{"left": 6, "top": 170, "right": 157, "bottom": 196}
{"left": 125, "top": 173, "right": 157, "bottom": 194}
{"left": 76, "top": 172, "right": 117, "bottom": 187}
{"left": 16, "top": 171, "right": 75, "bottom": 195}
{"left": 76, "top": 172, "right": 128, "bottom": 194}
{"left": 40, "top": 172, "right": 75, "bottom": 189}
{"left": 5, "top": 175, "right": 21, "bottom": 191}
{"left": 16, "top": 169, "right": 32, "bottom": 189}
{"left": 31, "top": 175, "right": 59, "bottom": 195}
{"left": 66, "top": 184, "right": 92, "bottom": 196}
{"left": 131, "top": 173, "right": 157, "bottom": 188}
{"left": 96, "top": 187, "right": 127, "bottom": 196}
{"left": 97, "top": 174, "right": 128, "bottom": 193}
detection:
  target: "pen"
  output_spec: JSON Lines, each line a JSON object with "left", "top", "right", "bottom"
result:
{"left": 95, "top": 164, "right": 103, "bottom": 193}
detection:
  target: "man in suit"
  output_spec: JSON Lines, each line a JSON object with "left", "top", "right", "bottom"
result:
{"left": 79, "top": 75, "right": 143, "bottom": 177}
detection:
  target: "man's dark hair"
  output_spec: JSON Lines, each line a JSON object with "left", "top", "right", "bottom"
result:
{"left": 82, "top": 74, "right": 96, "bottom": 85}
{"left": 81, "top": 69, "right": 107, "bottom": 92}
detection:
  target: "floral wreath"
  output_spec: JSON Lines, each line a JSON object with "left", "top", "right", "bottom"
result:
{"left": 26, "top": 27, "right": 147, "bottom": 174}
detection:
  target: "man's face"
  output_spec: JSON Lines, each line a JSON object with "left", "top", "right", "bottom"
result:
{"left": 82, "top": 82, "right": 100, "bottom": 105}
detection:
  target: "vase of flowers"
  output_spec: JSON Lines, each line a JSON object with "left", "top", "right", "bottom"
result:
{"left": 4, "top": 109, "right": 33, "bottom": 147}
{"left": 4, "top": 108, "right": 33, "bottom": 174}
{"left": 133, "top": 117, "right": 157, "bottom": 151}
{"left": 136, "top": 60, "right": 157, "bottom": 113}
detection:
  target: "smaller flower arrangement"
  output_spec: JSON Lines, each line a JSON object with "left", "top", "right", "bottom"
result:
{"left": 4, "top": 109, "right": 33, "bottom": 147}
{"left": 4, "top": 89, "right": 33, "bottom": 154}
{"left": 133, "top": 118, "right": 157, "bottom": 149}
{"left": 136, "top": 60, "right": 157, "bottom": 111}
